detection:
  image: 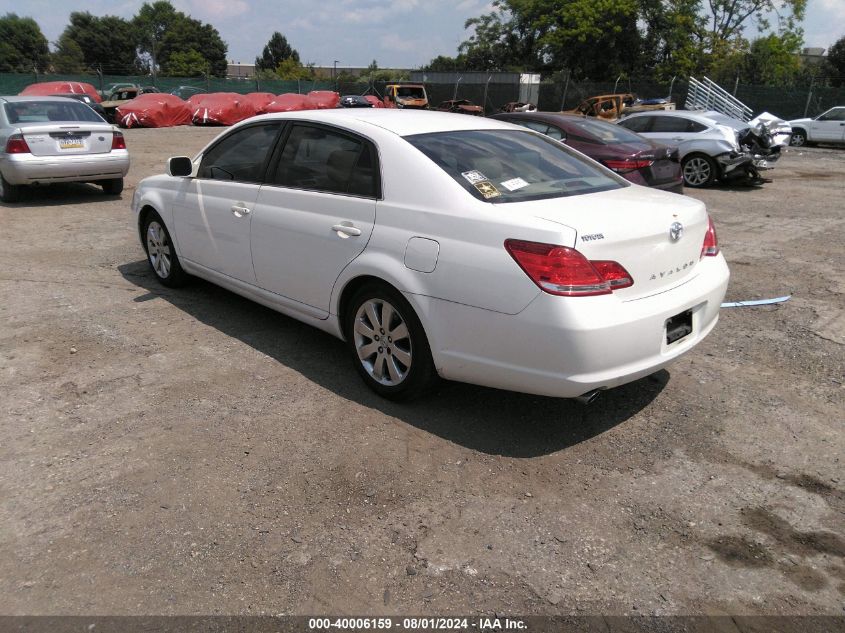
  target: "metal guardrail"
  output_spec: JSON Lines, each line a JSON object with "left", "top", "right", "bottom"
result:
{"left": 685, "top": 76, "right": 753, "bottom": 121}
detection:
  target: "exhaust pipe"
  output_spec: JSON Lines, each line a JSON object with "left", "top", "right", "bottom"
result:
{"left": 574, "top": 389, "right": 603, "bottom": 405}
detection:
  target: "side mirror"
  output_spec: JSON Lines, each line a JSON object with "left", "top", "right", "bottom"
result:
{"left": 167, "top": 156, "right": 193, "bottom": 177}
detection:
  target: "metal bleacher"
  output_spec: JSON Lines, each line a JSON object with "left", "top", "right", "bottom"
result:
{"left": 685, "top": 76, "right": 753, "bottom": 122}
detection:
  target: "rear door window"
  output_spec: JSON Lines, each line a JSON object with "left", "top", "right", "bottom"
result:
{"left": 271, "top": 124, "right": 380, "bottom": 198}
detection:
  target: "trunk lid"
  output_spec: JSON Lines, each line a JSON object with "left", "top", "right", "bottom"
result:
{"left": 513, "top": 185, "right": 708, "bottom": 300}
{"left": 20, "top": 123, "right": 115, "bottom": 157}
{"left": 639, "top": 145, "right": 680, "bottom": 186}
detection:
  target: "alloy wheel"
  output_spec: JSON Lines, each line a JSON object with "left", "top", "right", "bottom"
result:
{"left": 146, "top": 220, "right": 172, "bottom": 279}
{"left": 353, "top": 298, "right": 413, "bottom": 386}
{"left": 683, "top": 157, "right": 712, "bottom": 187}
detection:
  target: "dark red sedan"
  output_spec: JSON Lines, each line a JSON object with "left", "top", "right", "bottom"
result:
{"left": 490, "top": 111, "right": 684, "bottom": 193}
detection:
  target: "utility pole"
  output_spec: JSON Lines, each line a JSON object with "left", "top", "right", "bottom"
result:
{"left": 150, "top": 32, "right": 157, "bottom": 86}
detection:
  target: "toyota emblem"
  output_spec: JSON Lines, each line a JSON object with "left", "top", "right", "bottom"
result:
{"left": 669, "top": 221, "right": 684, "bottom": 241}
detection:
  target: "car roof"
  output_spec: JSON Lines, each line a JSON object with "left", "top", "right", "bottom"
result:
{"left": 622, "top": 109, "right": 746, "bottom": 126}
{"left": 0, "top": 95, "right": 86, "bottom": 104}
{"left": 246, "top": 109, "right": 517, "bottom": 137}
{"left": 493, "top": 111, "right": 589, "bottom": 123}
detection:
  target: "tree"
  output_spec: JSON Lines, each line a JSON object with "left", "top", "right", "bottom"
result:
{"left": 275, "top": 57, "right": 313, "bottom": 80}
{"left": 60, "top": 12, "right": 138, "bottom": 74}
{"left": 827, "top": 35, "right": 845, "bottom": 85}
{"left": 454, "top": 0, "right": 809, "bottom": 80}
{"left": 255, "top": 32, "right": 299, "bottom": 71}
{"left": 423, "top": 55, "right": 468, "bottom": 71}
{"left": 52, "top": 33, "right": 86, "bottom": 73}
{"left": 0, "top": 13, "right": 50, "bottom": 72}
{"left": 638, "top": 0, "right": 707, "bottom": 80}
{"left": 162, "top": 49, "right": 207, "bottom": 76}
{"left": 743, "top": 31, "right": 803, "bottom": 85}
{"left": 702, "top": 0, "right": 806, "bottom": 49}
{"left": 457, "top": 0, "right": 643, "bottom": 76}
{"left": 133, "top": 1, "right": 228, "bottom": 77}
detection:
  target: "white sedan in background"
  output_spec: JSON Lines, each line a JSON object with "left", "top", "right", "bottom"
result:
{"left": 788, "top": 106, "right": 845, "bottom": 146}
{"left": 0, "top": 96, "right": 129, "bottom": 202}
{"left": 132, "top": 110, "right": 729, "bottom": 401}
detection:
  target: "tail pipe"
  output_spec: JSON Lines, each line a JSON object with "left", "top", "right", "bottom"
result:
{"left": 574, "top": 389, "right": 603, "bottom": 405}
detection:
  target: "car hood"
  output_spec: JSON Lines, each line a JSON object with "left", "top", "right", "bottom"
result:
{"left": 787, "top": 117, "right": 813, "bottom": 126}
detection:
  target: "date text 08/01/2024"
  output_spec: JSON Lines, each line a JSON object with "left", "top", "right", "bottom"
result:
{"left": 308, "top": 617, "right": 527, "bottom": 630}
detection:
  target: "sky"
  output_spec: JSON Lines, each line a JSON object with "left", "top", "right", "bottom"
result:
{"left": 1, "top": 0, "right": 842, "bottom": 70}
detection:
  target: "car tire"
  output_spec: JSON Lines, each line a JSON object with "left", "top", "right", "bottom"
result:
{"left": 681, "top": 154, "right": 717, "bottom": 188}
{"left": 345, "top": 282, "right": 437, "bottom": 401}
{"left": 789, "top": 129, "right": 807, "bottom": 147}
{"left": 0, "top": 173, "right": 22, "bottom": 203}
{"left": 102, "top": 178, "right": 124, "bottom": 195}
{"left": 142, "top": 211, "right": 189, "bottom": 287}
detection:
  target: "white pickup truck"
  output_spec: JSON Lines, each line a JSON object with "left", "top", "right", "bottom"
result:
{"left": 788, "top": 106, "right": 845, "bottom": 146}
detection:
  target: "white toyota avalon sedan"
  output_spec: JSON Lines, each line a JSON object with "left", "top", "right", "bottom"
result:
{"left": 132, "top": 110, "right": 729, "bottom": 401}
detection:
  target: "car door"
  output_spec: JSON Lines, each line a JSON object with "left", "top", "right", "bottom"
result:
{"left": 173, "top": 122, "right": 282, "bottom": 284}
{"left": 250, "top": 123, "right": 378, "bottom": 317}
{"left": 809, "top": 107, "right": 845, "bottom": 142}
{"left": 645, "top": 116, "right": 706, "bottom": 145}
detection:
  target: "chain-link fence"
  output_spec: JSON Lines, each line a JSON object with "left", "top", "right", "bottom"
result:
{"left": 3, "top": 72, "right": 844, "bottom": 120}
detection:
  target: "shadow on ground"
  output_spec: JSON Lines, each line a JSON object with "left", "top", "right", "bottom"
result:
{"left": 119, "top": 260, "right": 668, "bottom": 458}
{"left": 0, "top": 182, "right": 121, "bottom": 207}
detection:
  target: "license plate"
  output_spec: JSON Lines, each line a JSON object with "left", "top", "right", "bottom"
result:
{"left": 653, "top": 161, "right": 674, "bottom": 178}
{"left": 665, "top": 309, "right": 693, "bottom": 344}
{"left": 59, "top": 137, "right": 84, "bottom": 149}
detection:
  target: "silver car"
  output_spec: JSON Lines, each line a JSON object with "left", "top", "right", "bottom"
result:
{"left": 617, "top": 110, "right": 779, "bottom": 187}
{"left": 0, "top": 96, "right": 130, "bottom": 203}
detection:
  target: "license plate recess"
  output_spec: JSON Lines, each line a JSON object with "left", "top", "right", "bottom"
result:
{"left": 665, "top": 309, "right": 693, "bottom": 344}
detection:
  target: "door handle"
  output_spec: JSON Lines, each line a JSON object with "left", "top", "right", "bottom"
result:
{"left": 672, "top": 137, "right": 684, "bottom": 141}
{"left": 331, "top": 223, "right": 362, "bottom": 238}
{"left": 231, "top": 204, "right": 251, "bottom": 218}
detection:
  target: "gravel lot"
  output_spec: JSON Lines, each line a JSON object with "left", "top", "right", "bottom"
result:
{"left": 0, "top": 126, "right": 843, "bottom": 617}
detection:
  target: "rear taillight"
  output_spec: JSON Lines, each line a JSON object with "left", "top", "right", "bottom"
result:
{"left": 701, "top": 216, "right": 719, "bottom": 258}
{"left": 504, "top": 239, "right": 633, "bottom": 297}
{"left": 603, "top": 159, "right": 654, "bottom": 172}
{"left": 5, "top": 133, "right": 31, "bottom": 154}
{"left": 111, "top": 131, "right": 126, "bottom": 150}
{"left": 591, "top": 260, "right": 634, "bottom": 290}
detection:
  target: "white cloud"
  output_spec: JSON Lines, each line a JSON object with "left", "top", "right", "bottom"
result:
{"left": 185, "top": 0, "right": 249, "bottom": 18}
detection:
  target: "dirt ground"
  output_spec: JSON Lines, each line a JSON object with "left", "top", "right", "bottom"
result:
{"left": 0, "top": 126, "right": 843, "bottom": 618}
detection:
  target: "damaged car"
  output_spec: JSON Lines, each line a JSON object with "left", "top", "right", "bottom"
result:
{"left": 617, "top": 110, "right": 782, "bottom": 187}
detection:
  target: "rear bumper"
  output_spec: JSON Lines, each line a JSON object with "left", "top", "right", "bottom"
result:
{"left": 413, "top": 254, "right": 730, "bottom": 398}
{"left": 0, "top": 150, "right": 129, "bottom": 185}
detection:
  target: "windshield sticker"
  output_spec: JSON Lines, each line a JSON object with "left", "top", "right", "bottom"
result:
{"left": 500, "top": 177, "right": 529, "bottom": 191}
{"left": 462, "top": 170, "right": 487, "bottom": 184}
{"left": 474, "top": 181, "right": 501, "bottom": 199}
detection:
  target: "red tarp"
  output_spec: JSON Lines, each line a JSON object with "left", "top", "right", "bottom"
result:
{"left": 20, "top": 81, "right": 103, "bottom": 103}
{"left": 189, "top": 92, "right": 259, "bottom": 126}
{"left": 116, "top": 94, "right": 193, "bottom": 128}
{"left": 306, "top": 90, "right": 340, "bottom": 109}
{"left": 243, "top": 92, "right": 276, "bottom": 114}
{"left": 263, "top": 93, "right": 310, "bottom": 112}
{"left": 365, "top": 95, "right": 385, "bottom": 108}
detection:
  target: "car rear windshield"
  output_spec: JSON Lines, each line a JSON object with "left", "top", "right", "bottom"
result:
{"left": 4, "top": 101, "right": 104, "bottom": 124}
{"left": 405, "top": 129, "right": 626, "bottom": 203}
